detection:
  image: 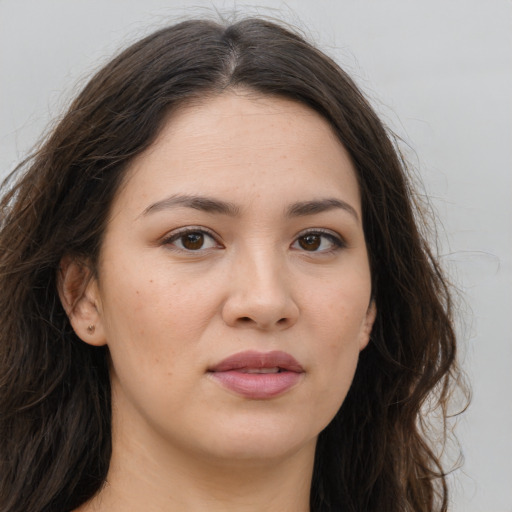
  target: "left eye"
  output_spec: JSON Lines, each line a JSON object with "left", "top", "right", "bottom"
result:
{"left": 292, "top": 232, "right": 343, "bottom": 252}
{"left": 165, "top": 230, "right": 219, "bottom": 251}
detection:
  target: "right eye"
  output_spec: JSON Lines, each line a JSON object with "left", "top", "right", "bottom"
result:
{"left": 163, "top": 228, "right": 220, "bottom": 252}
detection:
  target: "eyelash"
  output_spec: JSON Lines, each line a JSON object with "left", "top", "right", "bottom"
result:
{"left": 161, "top": 227, "right": 222, "bottom": 253}
{"left": 161, "top": 227, "right": 346, "bottom": 254}
{"left": 291, "top": 229, "right": 346, "bottom": 254}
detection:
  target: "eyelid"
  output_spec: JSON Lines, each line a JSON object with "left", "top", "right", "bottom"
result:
{"left": 158, "top": 226, "right": 345, "bottom": 253}
{"left": 292, "top": 228, "right": 347, "bottom": 251}
{"left": 160, "top": 226, "right": 223, "bottom": 250}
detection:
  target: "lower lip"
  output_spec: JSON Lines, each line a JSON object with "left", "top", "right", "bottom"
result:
{"left": 209, "top": 370, "right": 303, "bottom": 399}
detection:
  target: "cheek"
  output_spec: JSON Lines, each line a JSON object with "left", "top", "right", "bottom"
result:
{"left": 99, "top": 272, "right": 204, "bottom": 413}
{"left": 320, "top": 317, "right": 362, "bottom": 384}
{"left": 312, "top": 336, "right": 361, "bottom": 428}
{"left": 101, "top": 258, "right": 209, "bottom": 326}
{"left": 305, "top": 284, "right": 370, "bottom": 406}
{"left": 98, "top": 259, "right": 225, "bottom": 378}
{"left": 309, "top": 279, "right": 371, "bottom": 346}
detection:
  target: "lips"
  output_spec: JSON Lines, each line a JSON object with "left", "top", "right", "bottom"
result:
{"left": 208, "top": 350, "right": 304, "bottom": 399}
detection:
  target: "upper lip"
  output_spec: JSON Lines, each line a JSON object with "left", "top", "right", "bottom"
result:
{"left": 208, "top": 350, "right": 304, "bottom": 373}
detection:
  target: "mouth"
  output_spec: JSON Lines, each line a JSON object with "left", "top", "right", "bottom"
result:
{"left": 208, "top": 350, "right": 304, "bottom": 373}
{"left": 239, "top": 367, "right": 280, "bottom": 374}
{"left": 207, "top": 350, "right": 304, "bottom": 399}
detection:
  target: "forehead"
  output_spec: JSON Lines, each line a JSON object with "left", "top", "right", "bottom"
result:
{"left": 115, "top": 91, "right": 360, "bottom": 216}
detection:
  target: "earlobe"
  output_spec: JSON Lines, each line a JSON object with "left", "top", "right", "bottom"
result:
{"left": 57, "top": 255, "right": 107, "bottom": 346}
{"left": 359, "top": 301, "right": 377, "bottom": 351}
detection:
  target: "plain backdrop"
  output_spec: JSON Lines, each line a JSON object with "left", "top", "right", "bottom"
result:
{"left": 1, "top": 1, "right": 511, "bottom": 510}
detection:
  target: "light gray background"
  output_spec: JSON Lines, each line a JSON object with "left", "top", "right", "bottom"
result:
{"left": 1, "top": 1, "right": 510, "bottom": 510}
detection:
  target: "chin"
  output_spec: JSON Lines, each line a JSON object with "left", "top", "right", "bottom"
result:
{"left": 191, "top": 412, "right": 321, "bottom": 464}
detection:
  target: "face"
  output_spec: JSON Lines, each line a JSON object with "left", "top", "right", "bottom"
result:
{"left": 75, "top": 92, "right": 375, "bottom": 466}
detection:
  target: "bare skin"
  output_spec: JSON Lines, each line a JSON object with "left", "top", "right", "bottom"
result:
{"left": 62, "top": 90, "right": 375, "bottom": 512}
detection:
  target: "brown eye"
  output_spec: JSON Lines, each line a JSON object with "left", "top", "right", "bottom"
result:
{"left": 165, "top": 229, "right": 219, "bottom": 252}
{"left": 292, "top": 231, "right": 344, "bottom": 253}
{"left": 181, "top": 232, "right": 205, "bottom": 250}
{"left": 298, "top": 234, "right": 321, "bottom": 251}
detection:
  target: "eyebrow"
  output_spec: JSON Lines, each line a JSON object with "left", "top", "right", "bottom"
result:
{"left": 286, "top": 198, "right": 359, "bottom": 222}
{"left": 141, "top": 194, "right": 241, "bottom": 217}
{"left": 141, "top": 194, "right": 358, "bottom": 222}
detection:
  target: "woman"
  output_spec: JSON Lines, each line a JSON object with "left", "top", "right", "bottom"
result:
{"left": 0, "top": 17, "right": 463, "bottom": 512}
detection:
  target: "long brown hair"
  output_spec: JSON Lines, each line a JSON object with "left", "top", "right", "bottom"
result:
{"left": 0, "top": 18, "right": 464, "bottom": 512}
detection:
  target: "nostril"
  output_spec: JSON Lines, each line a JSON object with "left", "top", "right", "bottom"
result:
{"left": 277, "top": 318, "right": 288, "bottom": 324}
{"left": 240, "top": 317, "right": 252, "bottom": 323}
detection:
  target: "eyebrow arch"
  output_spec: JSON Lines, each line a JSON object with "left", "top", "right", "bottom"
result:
{"left": 286, "top": 198, "right": 359, "bottom": 222}
{"left": 141, "top": 194, "right": 241, "bottom": 217}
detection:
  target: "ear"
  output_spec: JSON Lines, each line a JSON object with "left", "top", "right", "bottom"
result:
{"left": 57, "top": 255, "right": 107, "bottom": 346}
{"left": 359, "top": 301, "right": 377, "bottom": 351}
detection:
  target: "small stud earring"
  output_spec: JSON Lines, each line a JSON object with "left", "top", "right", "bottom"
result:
{"left": 87, "top": 325, "right": 95, "bottom": 334}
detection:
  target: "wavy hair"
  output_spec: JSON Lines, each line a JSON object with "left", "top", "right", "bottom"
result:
{"left": 0, "top": 17, "right": 464, "bottom": 512}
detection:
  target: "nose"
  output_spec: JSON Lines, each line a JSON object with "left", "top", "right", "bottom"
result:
{"left": 221, "top": 248, "right": 299, "bottom": 331}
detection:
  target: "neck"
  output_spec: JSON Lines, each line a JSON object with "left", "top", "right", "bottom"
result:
{"left": 76, "top": 411, "right": 315, "bottom": 512}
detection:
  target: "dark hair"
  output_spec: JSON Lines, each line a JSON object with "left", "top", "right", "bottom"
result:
{"left": 0, "top": 17, "right": 464, "bottom": 512}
